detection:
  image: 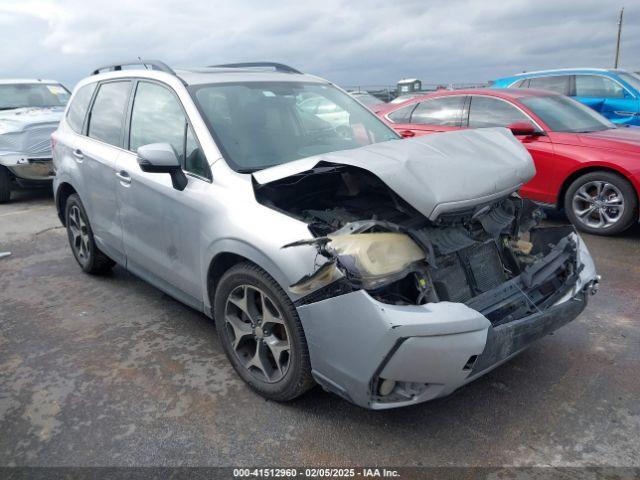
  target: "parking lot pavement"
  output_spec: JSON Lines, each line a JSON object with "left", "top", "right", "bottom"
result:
{"left": 1, "top": 194, "right": 639, "bottom": 468}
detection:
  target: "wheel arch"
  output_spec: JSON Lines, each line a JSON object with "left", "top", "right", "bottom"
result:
{"left": 55, "top": 182, "right": 78, "bottom": 226}
{"left": 204, "top": 241, "right": 296, "bottom": 317}
{"left": 557, "top": 165, "right": 639, "bottom": 210}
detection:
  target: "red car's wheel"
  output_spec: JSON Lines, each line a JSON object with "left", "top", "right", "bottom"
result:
{"left": 565, "top": 171, "right": 637, "bottom": 236}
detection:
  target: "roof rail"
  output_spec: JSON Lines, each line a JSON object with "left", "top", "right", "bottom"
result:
{"left": 208, "top": 62, "right": 302, "bottom": 74}
{"left": 91, "top": 60, "right": 176, "bottom": 76}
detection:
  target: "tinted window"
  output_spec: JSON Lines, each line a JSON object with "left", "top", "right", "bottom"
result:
{"left": 191, "top": 82, "right": 398, "bottom": 171}
{"left": 575, "top": 75, "right": 624, "bottom": 98}
{"left": 468, "top": 96, "right": 530, "bottom": 128}
{"left": 520, "top": 95, "right": 615, "bottom": 133}
{"left": 66, "top": 83, "right": 96, "bottom": 133}
{"left": 387, "top": 104, "right": 415, "bottom": 123}
{"left": 88, "top": 81, "right": 131, "bottom": 147}
{"left": 130, "top": 82, "right": 210, "bottom": 179}
{"left": 528, "top": 75, "right": 571, "bottom": 95}
{"left": 410, "top": 96, "right": 465, "bottom": 126}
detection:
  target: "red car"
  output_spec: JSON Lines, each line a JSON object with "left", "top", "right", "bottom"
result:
{"left": 377, "top": 89, "right": 640, "bottom": 235}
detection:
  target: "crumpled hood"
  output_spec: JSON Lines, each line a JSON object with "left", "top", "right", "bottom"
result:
{"left": 0, "top": 107, "right": 64, "bottom": 134}
{"left": 253, "top": 127, "right": 535, "bottom": 220}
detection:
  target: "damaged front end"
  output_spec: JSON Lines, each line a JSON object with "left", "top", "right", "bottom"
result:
{"left": 252, "top": 130, "right": 598, "bottom": 408}
{"left": 257, "top": 162, "right": 588, "bottom": 322}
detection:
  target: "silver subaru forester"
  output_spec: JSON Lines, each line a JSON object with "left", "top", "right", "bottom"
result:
{"left": 52, "top": 61, "right": 599, "bottom": 409}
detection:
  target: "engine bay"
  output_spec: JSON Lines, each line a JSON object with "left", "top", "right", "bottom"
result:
{"left": 254, "top": 162, "right": 581, "bottom": 324}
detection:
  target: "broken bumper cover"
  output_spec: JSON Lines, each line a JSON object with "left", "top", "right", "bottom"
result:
{"left": 296, "top": 236, "right": 597, "bottom": 409}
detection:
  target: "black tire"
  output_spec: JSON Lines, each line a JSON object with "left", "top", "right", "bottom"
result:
{"left": 0, "top": 166, "right": 11, "bottom": 203}
{"left": 213, "top": 262, "right": 314, "bottom": 401}
{"left": 564, "top": 171, "right": 637, "bottom": 236}
{"left": 65, "top": 194, "right": 115, "bottom": 274}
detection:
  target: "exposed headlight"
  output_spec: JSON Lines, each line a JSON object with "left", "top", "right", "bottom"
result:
{"left": 289, "top": 233, "right": 426, "bottom": 294}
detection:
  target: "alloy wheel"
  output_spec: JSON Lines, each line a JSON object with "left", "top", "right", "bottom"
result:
{"left": 224, "top": 284, "right": 291, "bottom": 383}
{"left": 571, "top": 180, "right": 625, "bottom": 230}
{"left": 68, "top": 205, "right": 90, "bottom": 262}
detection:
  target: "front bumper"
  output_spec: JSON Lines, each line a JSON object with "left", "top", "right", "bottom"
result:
{"left": 0, "top": 153, "right": 54, "bottom": 182}
{"left": 297, "top": 236, "right": 598, "bottom": 409}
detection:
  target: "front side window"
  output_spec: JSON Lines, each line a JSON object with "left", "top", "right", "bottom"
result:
{"left": 520, "top": 95, "right": 615, "bottom": 133}
{"left": 0, "top": 83, "right": 70, "bottom": 110}
{"left": 575, "top": 75, "right": 624, "bottom": 98}
{"left": 87, "top": 81, "right": 131, "bottom": 147}
{"left": 616, "top": 72, "right": 640, "bottom": 93}
{"left": 190, "top": 81, "right": 399, "bottom": 172}
{"left": 528, "top": 75, "right": 571, "bottom": 95}
{"left": 66, "top": 83, "right": 96, "bottom": 134}
{"left": 410, "top": 96, "right": 465, "bottom": 126}
{"left": 468, "top": 96, "right": 530, "bottom": 128}
{"left": 129, "top": 81, "right": 210, "bottom": 179}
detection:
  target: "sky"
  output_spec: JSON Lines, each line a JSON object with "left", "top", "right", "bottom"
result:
{"left": 0, "top": 0, "right": 637, "bottom": 90}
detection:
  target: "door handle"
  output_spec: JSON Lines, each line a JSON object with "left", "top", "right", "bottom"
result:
{"left": 72, "top": 149, "right": 84, "bottom": 161}
{"left": 115, "top": 170, "right": 131, "bottom": 185}
{"left": 399, "top": 130, "right": 415, "bottom": 138}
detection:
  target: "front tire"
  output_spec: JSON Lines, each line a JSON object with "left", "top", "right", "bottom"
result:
{"left": 213, "top": 262, "right": 314, "bottom": 401}
{"left": 0, "top": 166, "right": 11, "bottom": 203}
{"left": 65, "top": 194, "right": 115, "bottom": 274}
{"left": 564, "top": 171, "right": 637, "bottom": 236}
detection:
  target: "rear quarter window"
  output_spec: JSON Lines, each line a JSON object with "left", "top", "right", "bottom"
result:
{"left": 66, "top": 83, "right": 97, "bottom": 134}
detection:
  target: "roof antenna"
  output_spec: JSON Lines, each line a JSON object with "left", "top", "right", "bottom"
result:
{"left": 138, "top": 56, "right": 150, "bottom": 70}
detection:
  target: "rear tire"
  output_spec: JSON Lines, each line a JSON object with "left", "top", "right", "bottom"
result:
{"left": 0, "top": 166, "right": 11, "bottom": 203}
{"left": 65, "top": 194, "right": 115, "bottom": 274}
{"left": 564, "top": 171, "right": 637, "bottom": 236}
{"left": 213, "top": 262, "right": 314, "bottom": 402}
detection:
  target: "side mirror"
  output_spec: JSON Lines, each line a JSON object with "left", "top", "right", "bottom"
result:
{"left": 137, "top": 143, "right": 187, "bottom": 191}
{"left": 507, "top": 121, "right": 538, "bottom": 136}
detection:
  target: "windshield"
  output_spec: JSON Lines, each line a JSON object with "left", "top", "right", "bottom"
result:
{"left": 0, "top": 83, "right": 70, "bottom": 110}
{"left": 190, "top": 81, "right": 398, "bottom": 172}
{"left": 617, "top": 72, "right": 640, "bottom": 92}
{"left": 520, "top": 95, "right": 616, "bottom": 133}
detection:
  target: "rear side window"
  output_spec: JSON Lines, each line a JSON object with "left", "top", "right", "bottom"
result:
{"left": 66, "top": 83, "right": 96, "bottom": 134}
{"left": 87, "top": 81, "right": 131, "bottom": 147}
{"left": 575, "top": 75, "right": 624, "bottom": 98}
{"left": 387, "top": 104, "right": 415, "bottom": 123}
{"left": 130, "top": 81, "right": 210, "bottom": 180}
{"left": 410, "top": 96, "right": 465, "bottom": 126}
{"left": 468, "top": 96, "right": 531, "bottom": 128}
{"left": 528, "top": 75, "right": 571, "bottom": 95}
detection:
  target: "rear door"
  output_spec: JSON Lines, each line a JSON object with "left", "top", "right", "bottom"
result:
{"left": 574, "top": 74, "right": 636, "bottom": 124}
{"left": 466, "top": 95, "right": 557, "bottom": 203}
{"left": 81, "top": 80, "right": 132, "bottom": 264}
{"left": 116, "top": 80, "right": 212, "bottom": 309}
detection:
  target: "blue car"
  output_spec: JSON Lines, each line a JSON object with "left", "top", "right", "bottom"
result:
{"left": 492, "top": 68, "right": 640, "bottom": 126}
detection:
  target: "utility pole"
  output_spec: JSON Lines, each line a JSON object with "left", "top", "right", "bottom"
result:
{"left": 614, "top": 7, "right": 624, "bottom": 68}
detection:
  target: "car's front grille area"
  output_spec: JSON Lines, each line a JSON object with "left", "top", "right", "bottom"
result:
{"left": 430, "top": 240, "right": 506, "bottom": 303}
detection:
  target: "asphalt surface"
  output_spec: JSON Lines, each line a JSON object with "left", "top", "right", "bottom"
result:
{"left": 1, "top": 189, "right": 639, "bottom": 467}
